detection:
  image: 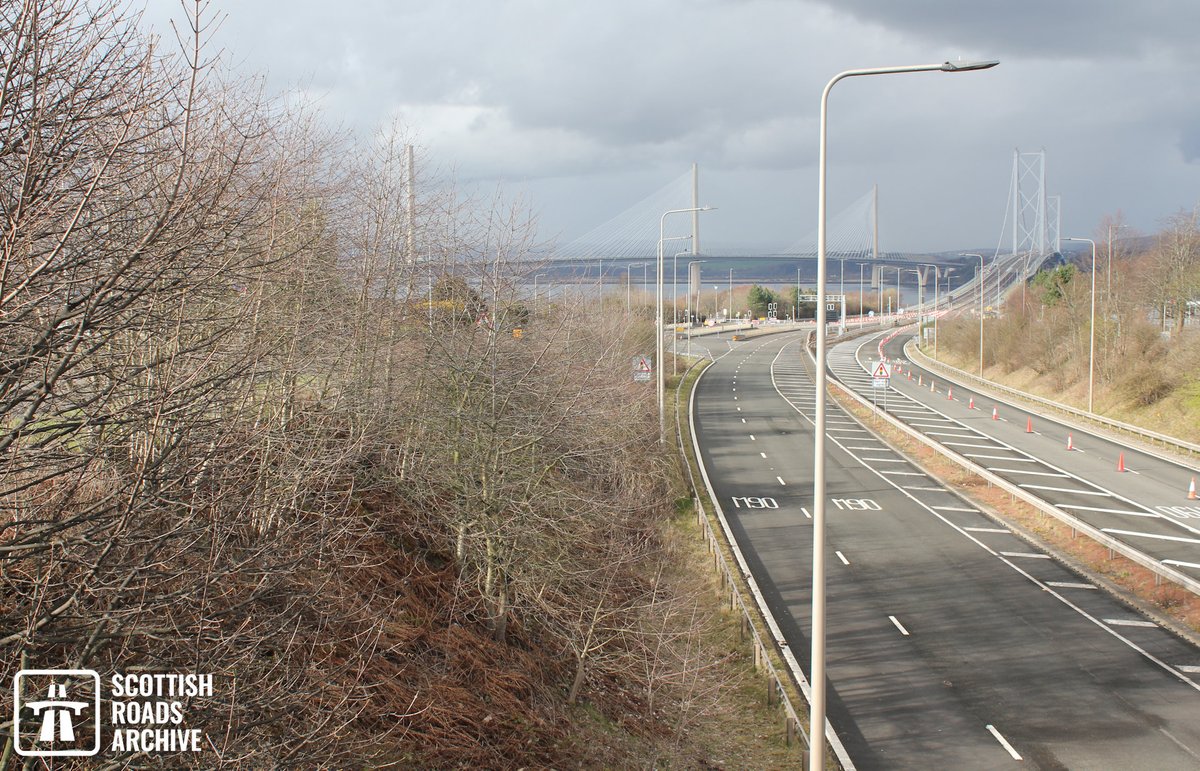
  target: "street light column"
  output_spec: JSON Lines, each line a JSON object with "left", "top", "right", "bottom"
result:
{"left": 1065, "top": 237, "right": 1098, "bottom": 413}
{"left": 658, "top": 207, "right": 713, "bottom": 445}
{"left": 964, "top": 254, "right": 985, "bottom": 376}
{"left": 809, "top": 58, "right": 998, "bottom": 771}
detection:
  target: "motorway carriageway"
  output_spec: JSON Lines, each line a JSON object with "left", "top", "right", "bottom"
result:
{"left": 841, "top": 328, "right": 1200, "bottom": 592}
{"left": 690, "top": 329, "right": 1200, "bottom": 769}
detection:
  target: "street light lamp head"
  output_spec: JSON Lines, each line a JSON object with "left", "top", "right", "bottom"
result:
{"left": 940, "top": 59, "right": 1000, "bottom": 72}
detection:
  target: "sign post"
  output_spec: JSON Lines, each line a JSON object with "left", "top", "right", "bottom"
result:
{"left": 870, "top": 360, "right": 890, "bottom": 415}
{"left": 632, "top": 355, "right": 653, "bottom": 383}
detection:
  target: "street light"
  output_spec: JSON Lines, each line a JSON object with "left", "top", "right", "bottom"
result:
{"left": 963, "top": 253, "right": 985, "bottom": 376}
{"left": 625, "top": 263, "right": 646, "bottom": 313}
{"left": 672, "top": 249, "right": 691, "bottom": 376}
{"left": 857, "top": 262, "right": 869, "bottom": 326}
{"left": 728, "top": 268, "right": 734, "bottom": 329}
{"left": 670, "top": 244, "right": 691, "bottom": 323}
{"left": 1064, "top": 236, "right": 1099, "bottom": 413}
{"left": 533, "top": 273, "right": 546, "bottom": 315}
{"left": 918, "top": 263, "right": 940, "bottom": 348}
{"left": 809, "top": 57, "right": 998, "bottom": 771}
{"left": 686, "top": 260, "right": 705, "bottom": 361}
{"left": 1107, "top": 222, "right": 1127, "bottom": 300}
{"left": 658, "top": 206, "right": 714, "bottom": 444}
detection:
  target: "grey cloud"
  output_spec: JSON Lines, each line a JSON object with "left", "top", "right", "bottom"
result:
{"left": 805, "top": 0, "right": 1200, "bottom": 59}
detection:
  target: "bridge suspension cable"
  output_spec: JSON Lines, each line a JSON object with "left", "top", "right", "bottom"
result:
{"left": 554, "top": 169, "right": 694, "bottom": 261}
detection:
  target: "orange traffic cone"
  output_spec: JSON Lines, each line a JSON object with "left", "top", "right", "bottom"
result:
{"left": 930, "top": 380, "right": 936, "bottom": 393}
{"left": 1066, "top": 433, "right": 1074, "bottom": 451}
{"left": 1189, "top": 477, "right": 1197, "bottom": 500}
{"left": 918, "top": 375, "right": 923, "bottom": 386}
{"left": 991, "top": 407, "right": 999, "bottom": 420}
{"left": 1026, "top": 417, "right": 1033, "bottom": 433}
{"left": 1117, "top": 452, "right": 1126, "bottom": 472}
{"left": 947, "top": 387, "right": 954, "bottom": 400}
{"left": 968, "top": 397, "right": 975, "bottom": 410}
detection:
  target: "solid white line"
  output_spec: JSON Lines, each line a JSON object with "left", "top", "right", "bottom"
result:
{"left": 1102, "top": 528, "right": 1200, "bottom": 545}
{"left": 926, "top": 431, "right": 979, "bottom": 438}
{"left": 945, "top": 441, "right": 1004, "bottom": 450}
{"left": 964, "top": 453, "right": 1036, "bottom": 462}
{"left": 1164, "top": 559, "right": 1200, "bottom": 569}
{"left": 863, "top": 457, "right": 907, "bottom": 463}
{"left": 836, "top": 551, "right": 850, "bottom": 566}
{"left": 986, "top": 725, "right": 1022, "bottom": 761}
{"left": 1105, "top": 618, "right": 1158, "bottom": 628}
{"left": 1000, "top": 552, "right": 1051, "bottom": 559}
{"left": 880, "top": 470, "right": 924, "bottom": 476}
{"left": 934, "top": 506, "right": 980, "bottom": 513}
{"left": 1046, "top": 581, "right": 1096, "bottom": 590}
{"left": 1019, "top": 484, "right": 1109, "bottom": 496}
{"left": 1057, "top": 504, "right": 1151, "bottom": 516}
{"left": 987, "top": 468, "right": 1070, "bottom": 477}
{"left": 964, "top": 527, "right": 1010, "bottom": 534}
{"left": 777, "top": 476, "right": 786, "bottom": 486}
{"left": 793, "top": 336, "right": 1200, "bottom": 702}
{"left": 888, "top": 615, "right": 910, "bottom": 636}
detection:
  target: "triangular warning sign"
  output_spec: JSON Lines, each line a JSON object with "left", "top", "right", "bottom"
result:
{"left": 637, "top": 356, "right": 652, "bottom": 372}
{"left": 871, "top": 361, "right": 890, "bottom": 378}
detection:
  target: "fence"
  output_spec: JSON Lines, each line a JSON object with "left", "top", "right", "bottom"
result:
{"left": 672, "top": 357, "right": 810, "bottom": 758}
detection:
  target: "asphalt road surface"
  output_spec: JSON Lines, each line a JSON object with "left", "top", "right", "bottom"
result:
{"left": 691, "top": 330, "right": 1200, "bottom": 769}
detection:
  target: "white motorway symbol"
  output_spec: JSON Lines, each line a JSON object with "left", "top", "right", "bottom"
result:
{"left": 730, "top": 496, "right": 779, "bottom": 509}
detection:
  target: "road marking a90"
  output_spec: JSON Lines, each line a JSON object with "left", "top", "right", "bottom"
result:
{"left": 831, "top": 498, "right": 882, "bottom": 511}
{"left": 1156, "top": 505, "right": 1200, "bottom": 519}
{"left": 731, "top": 496, "right": 779, "bottom": 509}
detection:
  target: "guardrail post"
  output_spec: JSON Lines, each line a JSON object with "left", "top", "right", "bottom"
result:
{"left": 767, "top": 676, "right": 777, "bottom": 706}
{"left": 787, "top": 716, "right": 797, "bottom": 746}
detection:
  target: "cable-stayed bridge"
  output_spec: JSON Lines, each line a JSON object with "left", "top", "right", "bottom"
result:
{"left": 534, "top": 155, "right": 1065, "bottom": 311}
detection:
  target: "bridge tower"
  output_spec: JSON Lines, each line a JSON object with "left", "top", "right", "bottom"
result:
{"left": 1012, "top": 149, "right": 1047, "bottom": 259}
{"left": 1046, "top": 194, "right": 1062, "bottom": 256}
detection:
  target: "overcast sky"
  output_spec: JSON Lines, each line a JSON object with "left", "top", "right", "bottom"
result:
{"left": 142, "top": 1, "right": 1200, "bottom": 253}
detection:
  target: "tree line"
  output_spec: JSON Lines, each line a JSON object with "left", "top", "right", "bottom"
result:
{"left": 937, "top": 210, "right": 1200, "bottom": 417}
{"left": 1, "top": 2, "right": 733, "bottom": 766}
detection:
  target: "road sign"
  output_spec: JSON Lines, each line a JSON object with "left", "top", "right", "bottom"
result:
{"left": 871, "top": 360, "right": 890, "bottom": 389}
{"left": 632, "top": 354, "right": 652, "bottom": 382}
